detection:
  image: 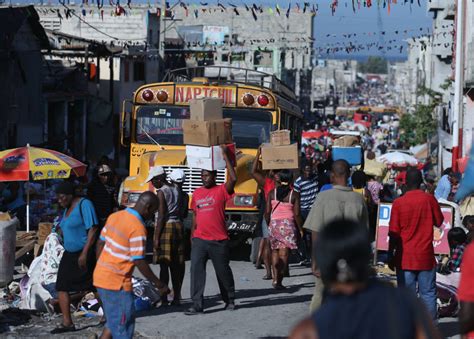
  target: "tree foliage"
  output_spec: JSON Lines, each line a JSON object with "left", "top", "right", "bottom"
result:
{"left": 399, "top": 87, "right": 440, "bottom": 146}
{"left": 357, "top": 56, "right": 388, "bottom": 74}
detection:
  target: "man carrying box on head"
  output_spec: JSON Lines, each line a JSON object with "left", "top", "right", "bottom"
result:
{"left": 185, "top": 145, "right": 237, "bottom": 315}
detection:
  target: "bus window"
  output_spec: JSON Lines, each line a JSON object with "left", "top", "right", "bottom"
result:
{"left": 135, "top": 105, "right": 272, "bottom": 149}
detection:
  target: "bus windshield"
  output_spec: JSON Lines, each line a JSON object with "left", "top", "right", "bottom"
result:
{"left": 136, "top": 105, "right": 272, "bottom": 148}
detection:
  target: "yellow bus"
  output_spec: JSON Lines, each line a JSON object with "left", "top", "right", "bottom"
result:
{"left": 119, "top": 66, "right": 303, "bottom": 245}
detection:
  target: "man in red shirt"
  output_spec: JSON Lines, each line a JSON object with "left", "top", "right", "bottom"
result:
{"left": 389, "top": 168, "right": 443, "bottom": 321}
{"left": 185, "top": 145, "right": 237, "bottom": 315}
{"left": 458, "top": 242, "right": 474, "bottom": 337}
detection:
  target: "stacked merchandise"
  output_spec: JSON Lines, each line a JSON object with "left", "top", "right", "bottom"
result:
{"left": 260, "top": 130, "right": 299, "bottom": 170}
{"left": 183, "top": 98, "right": 235, "bottom": 170}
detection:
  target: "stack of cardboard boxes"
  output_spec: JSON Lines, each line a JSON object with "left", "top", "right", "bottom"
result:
{"left": 260, "top": 130, "right": 299, "bottom": 170}
{"left": 183, "top": 98, "right": 235, "bottom": 170}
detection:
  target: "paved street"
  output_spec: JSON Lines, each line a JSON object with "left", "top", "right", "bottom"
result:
{"left": 3, "top": 260, "right": 462, "bottom": 338}
{"left": 135, "top": 261, "right": 314, "bottom": 338}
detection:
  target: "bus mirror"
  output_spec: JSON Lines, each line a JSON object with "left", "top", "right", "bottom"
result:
{"left": 121, "top": 100, "right": 132, "bottom": 147}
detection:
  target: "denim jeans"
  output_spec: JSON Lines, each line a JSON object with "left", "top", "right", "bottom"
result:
{"left": 396, "top": 268, "right": 437, "bottom": 320}
{"left": 97, "top": 288, "right": 135, "bottom": 339}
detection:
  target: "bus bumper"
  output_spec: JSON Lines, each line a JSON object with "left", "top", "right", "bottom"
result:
{"left": 226, "top": 211, "right": 259, "bottom": 235}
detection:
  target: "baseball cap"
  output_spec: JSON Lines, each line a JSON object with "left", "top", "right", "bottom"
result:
{"left": 145, "top": 166, "right": 165, "bottom": 183}
{"left": 98, "top": 164, "right": 112, "bottom": 175}
{"left": 169, "top": 168, "right": 186, "bottom": 183}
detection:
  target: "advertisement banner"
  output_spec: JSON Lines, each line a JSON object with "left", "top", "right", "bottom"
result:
{"left": 375, "top": 203, "right": 454, "bottom": 255}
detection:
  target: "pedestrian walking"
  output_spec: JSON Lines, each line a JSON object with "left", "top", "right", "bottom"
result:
{"left": 458, "top": 242, "right": 474, "bottom": 338}
{"left": 169, "top": 168, "right": 189, "bottom": 221}
{"left": 434, "top": 168, "right": 453, "bottom": 200}
{"left": 250, "top": 147, "right": 277, "bottom": 280}
{"left": 388, "top": 168, "right": 444, "bottom": 321}
{"left": 303, "top": 160, "right": 369, "bottom": 311}
{"left": 265, "top": 170, "right": 304, "bottom": 289}
{"left": 87, "top": 164, "right": 117, "bottom": 227}
{"left": 51, "top": 181, "right": 99, "bottom": 334}
{"left": 146, "top": 166, "right": 184, "bottom": 305}
{"left": 290, "top": 219, "right": 440, "bottom": 339}
{"left": 94, "top": 192, "right": 170, "bottom": 339}
{"left": 293, "top": 163, "right": 319, "bottom": 264}
{"left": 186, "top": 145, "right": 237, "bottom": 315}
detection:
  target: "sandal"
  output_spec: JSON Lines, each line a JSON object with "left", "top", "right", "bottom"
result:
{"left": 262, "top": 274, "right": 272, "bottom": 280}
{"left": 51, "top": 324, "right": 76, "bottom": 334}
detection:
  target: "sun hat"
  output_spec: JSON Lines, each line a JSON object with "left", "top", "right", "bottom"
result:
{"left": 169, "top": 168, "right": 186, "bottom": 183}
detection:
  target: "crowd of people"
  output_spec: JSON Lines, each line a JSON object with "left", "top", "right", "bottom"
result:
{"left": 2, "top": 133, "right": 474, "bottom": 338}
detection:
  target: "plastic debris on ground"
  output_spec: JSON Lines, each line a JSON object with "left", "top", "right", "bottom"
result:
{"left": 132, "top": 277, "right": 162, "bottom": 311}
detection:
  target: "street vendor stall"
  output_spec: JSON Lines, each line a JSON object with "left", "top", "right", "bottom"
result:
{"left": 0, "top": 145, "right": 86, "bottom": 231}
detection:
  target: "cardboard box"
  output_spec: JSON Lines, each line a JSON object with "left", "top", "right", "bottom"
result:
{"left": 261, "top": 143, "right": 299, "bottom": 170}
{"left": 270, "top": 130, "right": 291, "bottom": 146}
{"left": 333, "top": 135, "right": 359, "bottom": 147}
{"left": 186, "top": 144, "right": 236, "bottom": 170}
{"left": 183, "top": 119, "right": 233, "bottom": 146}
{"left": 190, "top": 98, "right": 223, "bottom": 121}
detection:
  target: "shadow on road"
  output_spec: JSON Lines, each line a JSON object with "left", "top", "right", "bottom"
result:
{"left": 136, "top": 283, "right": 314, "bottom": 318}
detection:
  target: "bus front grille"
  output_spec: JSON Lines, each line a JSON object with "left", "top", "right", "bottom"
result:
{"left": 163, "top": 166, "right": 226, "bottom": 195}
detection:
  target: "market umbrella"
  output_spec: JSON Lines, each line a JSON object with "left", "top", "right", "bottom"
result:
{"left": 377, "top": 152, "right": 419, "bottom": 167}
{"left": 0, "top": 144, "right": 86, "bottom": 231}
{"left": 302, "top": 130, "right": 324, "bottom": 139}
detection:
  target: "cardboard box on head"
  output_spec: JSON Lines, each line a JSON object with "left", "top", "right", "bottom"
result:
{"left": 260, "top": 143, "right": 299, "bottom": 170}
{"left": 186, "top": 144, "right": 236, "bottom": 171}
{"left": 189, "top": 98, "right": 223, "bottom": 121}
{"left": 183, "top": 119, "right": 233, "bottom": 146}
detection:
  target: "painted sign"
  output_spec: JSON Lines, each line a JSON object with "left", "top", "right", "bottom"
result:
{"left": 375, "top": 203, "right": 454, "bottom": 255}
{"left": 174, "top": 86, "right": 236, "bottom": 106}
{"left": 203, "top": 26, "right": 229, "bottom": 45}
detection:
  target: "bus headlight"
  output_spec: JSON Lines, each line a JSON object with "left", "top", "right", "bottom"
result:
{"left": 234, "top": 195, "right": 255, "bottom": 207}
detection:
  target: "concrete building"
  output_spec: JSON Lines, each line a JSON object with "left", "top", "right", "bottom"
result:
{"left": 34, "top": 4, "right": 161, "bottom": 162}
{"left": 165, "top": 5, "right": 314, "bottom": 113}
{"left": 311, "top": 59, "right": 357, "bottom": 115}
{"left": 460, "top": 0, "right": 474, "bottom": 161}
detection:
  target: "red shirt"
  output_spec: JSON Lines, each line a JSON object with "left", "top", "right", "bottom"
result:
{"left": 458, "top": 243, "right": 474, "bottom": 338}
{"left": 263, "top": 177, "right": 275, "bottom": 200}
{"left": 389, "top": 190, "right": 444, "bottom": 270}
{"left": 191, "top": 184, "right": 232, "bottom": 241}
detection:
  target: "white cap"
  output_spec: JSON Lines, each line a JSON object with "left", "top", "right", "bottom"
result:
{"left": 98, "top": 164, "right": 112, "bottom": 175}
{"left": 169, "top": 168, "right": 186, "bottom": 183}
{"left": 145, "top": 166, "right": 165, "bottom": 183}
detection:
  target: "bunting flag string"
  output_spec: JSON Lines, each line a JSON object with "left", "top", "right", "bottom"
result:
{"left": 39, "top": 0, "right": 426, "bottom": 20}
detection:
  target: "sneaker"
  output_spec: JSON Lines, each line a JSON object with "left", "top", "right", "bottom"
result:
{"left": 224, "top": 303, "right": 236, "bottom": 311}
{"left": 184, "top": 307, "right": 204, "bottom": 315}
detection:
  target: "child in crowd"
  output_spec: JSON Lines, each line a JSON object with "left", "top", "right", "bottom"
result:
{"left": 447, "top": 227, "right": 468, "bottom": 272}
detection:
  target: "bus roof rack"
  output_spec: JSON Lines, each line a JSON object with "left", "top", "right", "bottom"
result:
{"left": 163, "top": 66, "right": 297, "bottom": 101}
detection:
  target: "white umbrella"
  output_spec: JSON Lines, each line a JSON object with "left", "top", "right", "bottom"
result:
{"left": 350, "top": 123, "right": 368, "bottom": 132}
{"left": 377, "top": 152, "right": 419, "bottom": 167}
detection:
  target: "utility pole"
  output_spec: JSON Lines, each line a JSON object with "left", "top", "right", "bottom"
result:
{"left": 158, "top": 0, "right": 166, "bottom": 59}
{"left": 452, "top": 0, "right": 465, "bottom": 170}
